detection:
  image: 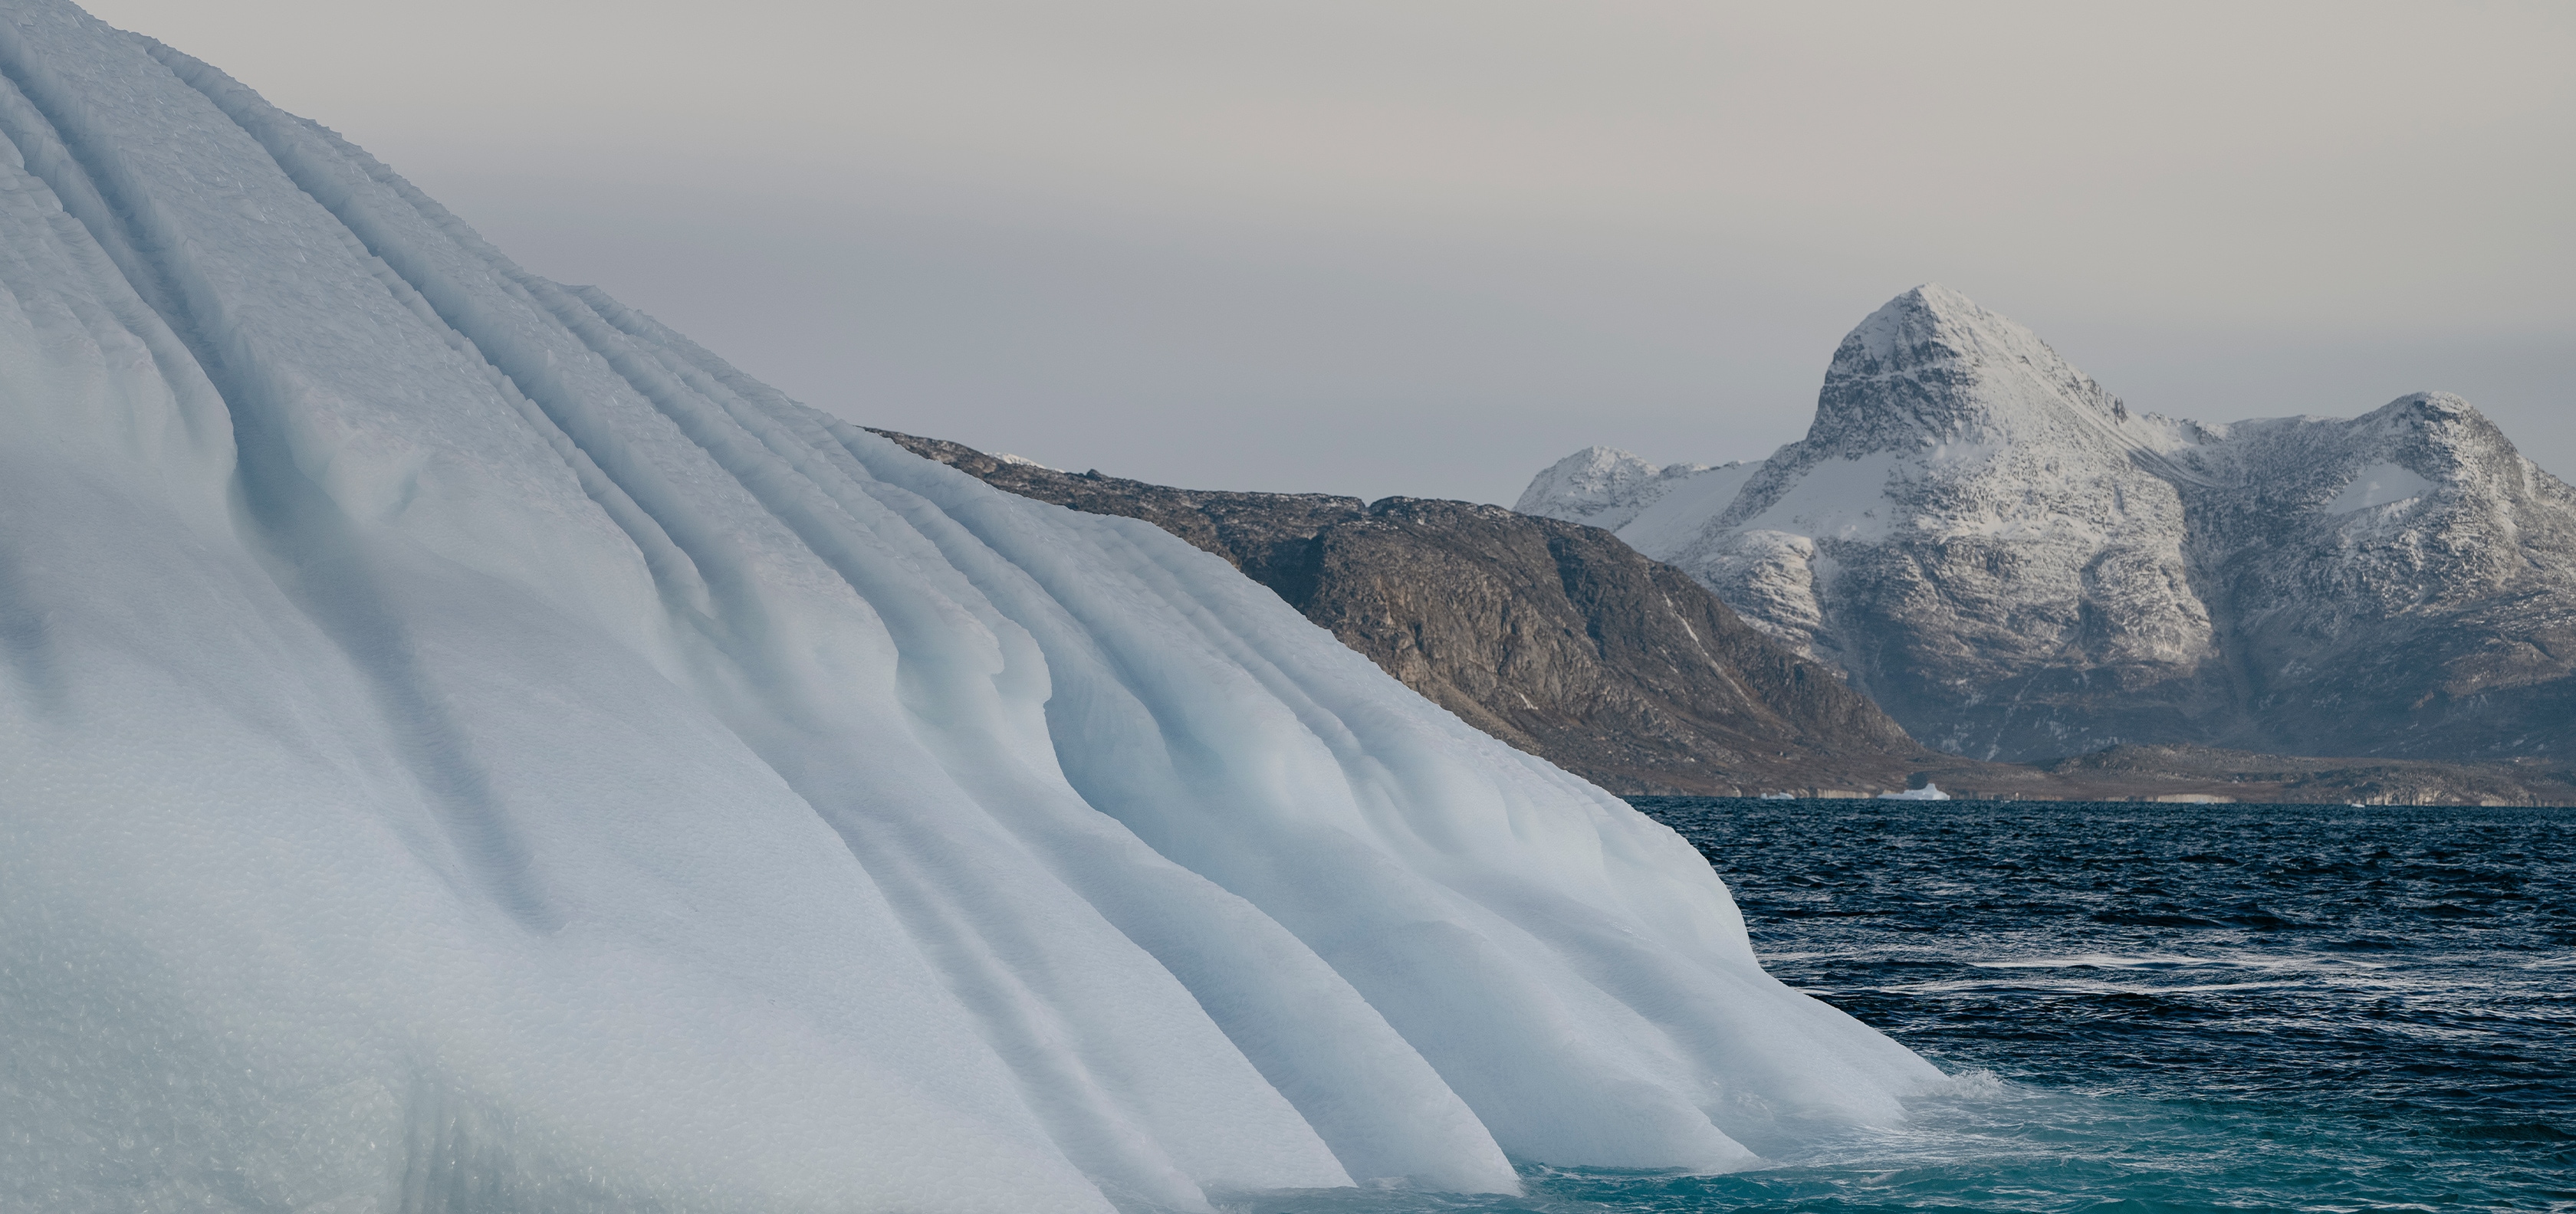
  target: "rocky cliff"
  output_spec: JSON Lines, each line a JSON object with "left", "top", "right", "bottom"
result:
{"left": 874, "top": 431, "right": 1925, "bottom": 794}
{"left": 1522, "top": 286, "right": 2576, "bottom": 763}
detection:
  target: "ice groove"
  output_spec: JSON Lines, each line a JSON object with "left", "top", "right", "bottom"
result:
{"left": 4, "top": 4, "right": 1946, "bottom": 1209}
{"left": 0, "top": 20, "right": 557, "bottom": 931}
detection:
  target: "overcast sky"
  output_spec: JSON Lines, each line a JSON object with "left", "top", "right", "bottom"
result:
{"left": 82, "top": 0, "right": 2576, "bottom": 504}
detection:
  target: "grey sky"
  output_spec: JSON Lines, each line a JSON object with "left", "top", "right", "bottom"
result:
{"left": 83, "top": 0, "right": 2576, "bottom": 504}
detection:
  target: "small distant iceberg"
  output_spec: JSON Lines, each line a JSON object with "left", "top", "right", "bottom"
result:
{"left": 1878, "top": 783, "right": 1952, "bottom": 801}
{"left": 1759, "top": 792, "right": 1799, "bottom": 801}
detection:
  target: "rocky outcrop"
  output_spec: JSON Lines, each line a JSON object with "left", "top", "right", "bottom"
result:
{"left": 1523, "top": 286, "right": 2576, "bottom": 764}
{"left": 874, "top": 430, "right": 1925, "bottom": 794}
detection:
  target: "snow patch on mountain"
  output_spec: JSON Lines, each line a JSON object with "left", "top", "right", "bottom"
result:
{"left": 2324, "top": 461, "right": 2436, "bottom": 514}
{"left": 1611, "top": 458, "right": 1767, "bottom": 556}
{"left": 1723, "top": 451, "right": 1908, "bottom": 544}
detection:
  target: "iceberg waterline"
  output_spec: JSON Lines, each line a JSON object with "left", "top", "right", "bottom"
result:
{"left": 0, "top": 2, "right": 1938, "bottom": 1209}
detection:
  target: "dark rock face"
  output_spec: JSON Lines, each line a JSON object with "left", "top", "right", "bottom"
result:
{"left": 873, "top": 430, "right": 1924, "bottom": 794}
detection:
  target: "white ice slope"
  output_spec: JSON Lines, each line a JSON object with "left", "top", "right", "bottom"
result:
{"left": 0, "top": 4, "right": 1940, "bottom": 1210}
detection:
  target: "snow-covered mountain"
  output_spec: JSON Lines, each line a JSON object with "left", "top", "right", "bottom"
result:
{"left": 1522, "top": 285, "right": 2576, "bottom": 762}
{"left": 0, "top": 4, "right": 1938, "bottom": 1210}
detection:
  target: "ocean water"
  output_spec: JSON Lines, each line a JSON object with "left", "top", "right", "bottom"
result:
{"left": 1237, "top": 799, "right": 2575, "bottom": 1213}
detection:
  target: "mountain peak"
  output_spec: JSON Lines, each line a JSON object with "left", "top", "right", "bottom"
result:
{"left": 1835, "top": 284, "right": 2081, "bottom": 385}
{"left": 1839, "top": 283, "right": 2006, "bottom": 363}
{"left": 1804, "top": 286, "right": 2128, "bottom": 455}
{"left": 1513, "top": 445, "right": 1722, "bottom": 527}
{"left": 2354, "top": 391, "right": 2529, "bottom": 478}
{"left": 2380, "top": 390, "right": 2477, "bottom": 425}
{"left": 1514, "top": 446, "right": 1654, "bottom": 513}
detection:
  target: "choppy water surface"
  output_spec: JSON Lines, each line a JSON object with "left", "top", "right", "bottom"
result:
{"left": 1242, "top": 800, "right": 2576, "bottom": 1213}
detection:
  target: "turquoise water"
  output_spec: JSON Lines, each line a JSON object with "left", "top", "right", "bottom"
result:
{"left": 1236, "top": 800, "right": 2576, "bottom": 1212}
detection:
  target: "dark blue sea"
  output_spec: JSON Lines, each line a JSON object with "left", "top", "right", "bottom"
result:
{"left": 1249, "top": 799, "right": 2575, "bottom": 1213}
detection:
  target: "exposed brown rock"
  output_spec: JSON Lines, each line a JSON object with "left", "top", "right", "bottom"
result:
{"left": 874, "top": 429, "right": 1924, "bottom": 795}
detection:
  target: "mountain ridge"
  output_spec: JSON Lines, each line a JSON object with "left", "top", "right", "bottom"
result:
{"left": 1522, "top": 285, "right": 2576, "bottom": 762}
{"left": 887, "top": 431, "right": 2576, "bottom": 806}
{"left": 872, "top": 428, "right": 1927, "bottom": 796}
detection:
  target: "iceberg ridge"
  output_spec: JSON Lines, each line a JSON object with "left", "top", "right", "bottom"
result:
{"left": 0, "top": 3, "right": 1939, "bottom": 1209}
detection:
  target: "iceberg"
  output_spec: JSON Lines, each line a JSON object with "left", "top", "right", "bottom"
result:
{"left": 0, "top": 2, "right": 1939, "bottom": 1209}
{"left": 1878, "top": 784, "right": 1953, "bottom": 801}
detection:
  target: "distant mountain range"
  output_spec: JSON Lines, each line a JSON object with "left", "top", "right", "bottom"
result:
{"left": 1522, "top": 286, "right": 2576, "bottom": 764}
{"left": 881, "top": 430, "right": 2576, "bottom": 806}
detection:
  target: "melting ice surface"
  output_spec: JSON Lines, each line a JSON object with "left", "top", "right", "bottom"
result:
{"left": 0, "top": 3, "right": 1938, "bottom": 1209}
